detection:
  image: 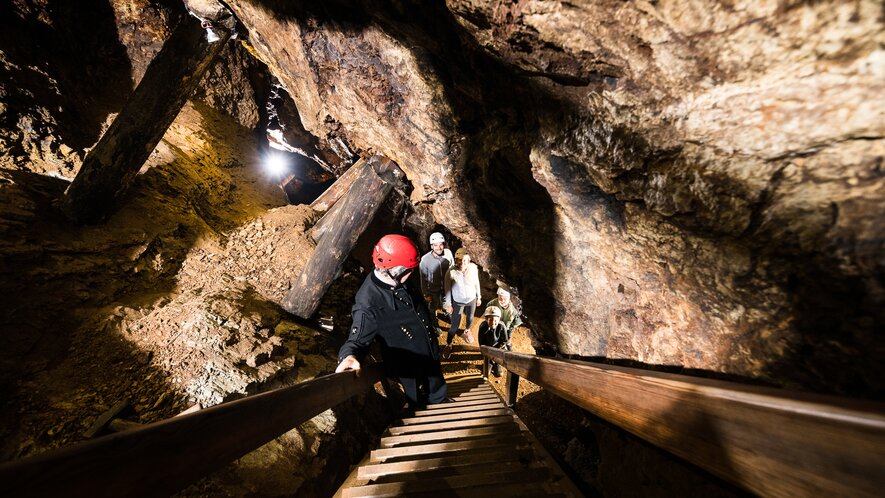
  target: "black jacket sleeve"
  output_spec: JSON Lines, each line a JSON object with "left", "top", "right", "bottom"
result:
{"left": 338, "top": 305, "right": 378, "bottom": 363}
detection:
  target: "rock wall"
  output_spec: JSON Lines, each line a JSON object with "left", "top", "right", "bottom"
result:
{"left": 226, "top": 0, "right": 885, "bottom": 396}
{"left": 0, "top": 4, "right": 397, "bottom": 495}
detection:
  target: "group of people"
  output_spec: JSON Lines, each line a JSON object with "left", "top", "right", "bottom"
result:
{"left": 418, "top": 232, "right": 521, "bottom": 371}
{"left": 335, "top": 232, "right": 522, "bottom": 408}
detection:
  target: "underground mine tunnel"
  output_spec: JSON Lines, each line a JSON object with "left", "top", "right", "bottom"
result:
{"left": 1, "top": 0, "right": 884, "bottom": 496}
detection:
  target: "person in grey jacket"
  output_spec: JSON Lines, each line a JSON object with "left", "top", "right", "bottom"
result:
{"left": 419, "top": 232, "right": 453, "bottom": 321}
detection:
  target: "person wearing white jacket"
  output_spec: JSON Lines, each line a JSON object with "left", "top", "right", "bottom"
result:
{"left": 443, "top": 247, "right": 482, "bottom": 357}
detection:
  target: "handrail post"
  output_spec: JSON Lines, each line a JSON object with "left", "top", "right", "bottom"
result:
{"left": 505, "top": 370, "right": 519, "bottom": 406}
{"left": 482, "top": 355, "right": 490, "bottom": 380}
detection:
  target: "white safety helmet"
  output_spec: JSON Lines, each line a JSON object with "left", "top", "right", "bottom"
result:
{"left": 483, "top": 306, "right": 502, "bottom": 318}
{"left": 429, "top": 232, "right": 445, "bottom": 245}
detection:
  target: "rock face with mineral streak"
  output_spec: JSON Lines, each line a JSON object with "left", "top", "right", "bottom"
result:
{"left": 224, "top": 0, "right": 885, "bottom": 396}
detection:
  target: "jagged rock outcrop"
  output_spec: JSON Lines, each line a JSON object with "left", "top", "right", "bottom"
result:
{"left": 225, "top": 0, "right": 885, "bottom": 395}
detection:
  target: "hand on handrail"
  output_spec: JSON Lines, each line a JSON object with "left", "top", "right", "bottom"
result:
{"left": 335, "top": 355, "right": 361, "bottom": 373}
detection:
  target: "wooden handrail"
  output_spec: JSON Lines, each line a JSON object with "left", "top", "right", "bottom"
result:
{"left": 481, "top": 346, "right": 885, "bottom": 498}
{"left": 0, "top": 365, "right": 385, "bottom": 497}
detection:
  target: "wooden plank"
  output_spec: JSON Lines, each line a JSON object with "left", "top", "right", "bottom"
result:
{"left": 421, "top": 398, "right": 503, "bottom": 412}
{"left": 403, "top": 482, "right": 564, "bottom": 498}
{"left": 452, "top": 391, "right": 497, "bottom": 399}
{"left": 400, "top": 408, "right": 511, "bottom": 425}
{"left": 60, "top": 13, "right": 233, "bottom": 224}
{"left": 369, "top": 458, "right": 539, "bottom": 484}
{"left": 447, "top": 388, "right": 493, "bottom": 397}
{"left": 0, "top": 366, "right": 385, "bottom": 498}
{"left": 107, "top": 419, "right": 143, "bottom": 433}
{"left": 309, "top": 157, "right": 367, "bottom": 212}
{"left": 448, "top": 396, "right": 501, "bottom": 405}
{"left": 370, "top": 433, "right": 529, "bottom": 462}
{"left": 443, "top": 374, "right": 484, "bottom": 384}
{"left": 447, "top": 392, "right": 494, "bottom": 400}
{"left": 410, "top": 403, "right": 504, "bottom": 417}
{"left": 83, "top": 400, "right": 130, "bottom": 438}
{"left": 282, "top": 156, "right": 404, "bottom": 318}
{"left": 380, "top": 424, "right": 519, "bottom": 447}
{"left": 450, "top": 394, "right": 499, "bottom": 403}
{"left": 387, "top": 415, "right": 515, "bottom": 435}
{"left": 445, "top": 384, "right": 487, "bottom": 393}
{"left": 343, "top": 467, "right": 549, "bottom": 497}
{"left": 358, "top": 447, "right": 534, "bottom": 479}
{"left": 482, "top": 347, "right": 885, "bottom": 498}
{"left": 448, "top": 382, "right": 493, "bottom": 392}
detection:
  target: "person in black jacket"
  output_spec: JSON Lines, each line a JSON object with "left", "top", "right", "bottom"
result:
{"left": 335, "top": 234, "right": 449, "bottom": 407}
{"left": 478, "top": 306, "right": 508, "bottom": 377}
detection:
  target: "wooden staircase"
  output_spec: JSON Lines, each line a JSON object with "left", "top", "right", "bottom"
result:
{"left": 334, "top": 373, "right": 581, "bottom": 497}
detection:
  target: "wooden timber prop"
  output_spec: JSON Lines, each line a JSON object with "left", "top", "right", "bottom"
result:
{"left": 309, "top": 157, "right": 367, "bottom": 213}
{"left": 283, "top": 155, "right": 405, "bottom": 318}
{"left": 0, "top": 365, "right": 385, "bottom": 498}
{"left": 60, "top": 8, "right": 234, "bottom": 224}
{"left": 481, "top": 346, "right": 885, "bottom": 498}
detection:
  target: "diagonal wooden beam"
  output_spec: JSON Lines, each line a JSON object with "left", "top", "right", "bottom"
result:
{"left": 282, "top": 155, "right": 404, "bottom": 318}
{"left": 309, "top": 157, "right": 367, "bottom": 213}
{"left": 61, "top": 11, "right": 233, "bottom": 224}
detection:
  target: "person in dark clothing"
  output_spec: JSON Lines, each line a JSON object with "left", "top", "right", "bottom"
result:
{"left": 477, "top": 306, "right": 508, "bottom": 377}
{"left": 336, "top": 234, "right": 449, "bottom": 407}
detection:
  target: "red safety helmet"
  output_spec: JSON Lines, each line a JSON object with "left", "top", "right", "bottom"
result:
{"left": 373, "top": 234, "right": 419, "bottom": 277}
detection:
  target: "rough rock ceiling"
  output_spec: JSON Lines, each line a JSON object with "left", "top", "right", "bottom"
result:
{"left": 224, "top": 0, "right": 885, "bottom": 395}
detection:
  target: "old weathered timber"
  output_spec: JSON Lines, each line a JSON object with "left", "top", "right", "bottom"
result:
{"left": 310, "top": 157, "right": 367, "bottom": 213}
{"left": 283, "top": 155, "right": 404, "bottom": 318}
{"left": 481, "top": 346, "right": 885, "bottom": 498}
{"left": 60, "top": 12, "right": 233, "bottom": 224}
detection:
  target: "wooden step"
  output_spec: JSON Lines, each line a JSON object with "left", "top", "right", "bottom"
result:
{"left": 342, "top": 467, "right": 550, "bottom": 497}
{"left": 370, "top": 439, "right": 535, "bottom": 464}
{"left": 396, "top": 482, "right": 567, "bottom": 498}
{"left": 400, "top": 408, "right": 510, "bottom": 425}
{"left": 448, "top": 384, "right": 493, "bottom": 392}
{"left": 452, "top": 385, "right": 494, "bottom": 391}
{"left": 447, "top": 388, "right": 494, "bottom": 397}
{"left": 449, "top": 395, "right": 499, "bottom": 403}
{"left": 388, "top": 415, "right": 514, "bottom": 435}
{"left": 370, "top": 434, "right": 528, "bottom": 462}
{"left": 411, "top": 402, "right": 504, "bottom": 417}
{"left": 380, "top": 424, "right": 519, "bottom": 447}
{"left": 451, "top": 390, "right": 497, "bottom": 398}
{"left": 442, "top": 373, "right": 483, "bottom": 382}
{"left": 358, "top": 447, "right": 535, "bottom": 479}
{"left": 424, "top": 398, "right": 502, "bottom": 410}
{"left": 370, "top": 457, "right": 540, "bottom": 484}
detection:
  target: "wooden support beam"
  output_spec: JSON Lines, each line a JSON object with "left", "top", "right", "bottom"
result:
{"left": 309, "top": 157, "right": 367, "bottom": 213}
{"left": 0, "top": 366, "right": 384, "bottom": 497}
{"left": 481, "top": 347, "right": 885, "bottom": 498}
{"left": 282, "top": 155, "right": 404, "bottom": 318}
{"left": 83, "top": 400, "right": 131, "bottom": 439}
{"left": 60, "top": 12, "right": 233, "bottom": 224}
{"left": 309, "top": 158, "right": 379, "bottom": 241}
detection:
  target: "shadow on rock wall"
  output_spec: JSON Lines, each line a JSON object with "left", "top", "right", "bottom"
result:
{"left": 0, "top": 0, "right": 134, "bottom": 151}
